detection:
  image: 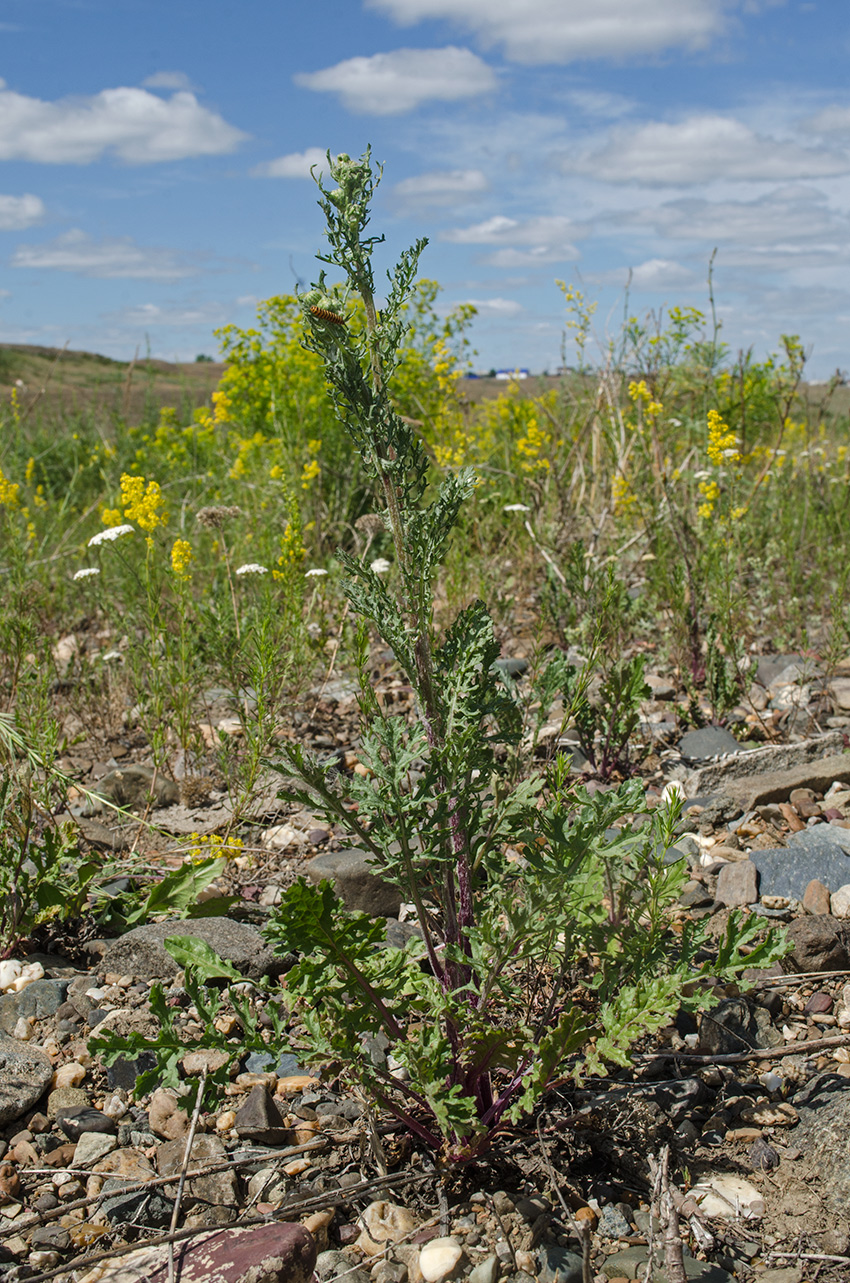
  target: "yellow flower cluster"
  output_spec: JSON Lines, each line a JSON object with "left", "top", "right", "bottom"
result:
{"left": 118, "top": 473, "right": 167, "bottom": 532}
{"left": 707, "top": 409, "right": 740, "bottom": 466}
{"left": 612, "top": 472, "right": 638, "bottom": 516}
{"left": 170, "top": 538, "right": 193, "bottom": 580}
{"left": 0, "top": 466, "right": 20, "bottom": 508}
{"left": 697, "top": 478, "right": 720, "bottom": 520}
{"left": 273, "top": 519, "right": 306, "bottom": 581}
{"left": 188, "top": 832, "right": 244, "bottom": 863}
{"left": 515, "top": 417, "right": 551, "bottom": 473}
{"left": 628, "top": 379, "right": 663, "bottom": 418}
{"left": 301, "top": 458, "right": 320, "bottom": 489}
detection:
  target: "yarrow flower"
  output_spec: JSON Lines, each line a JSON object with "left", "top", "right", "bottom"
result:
{"left": 503, "top": 503, "right": 530, "bottom": 513}
{"left": 73, "top": 567, "right": 100, "bottom": 581}
{"left": 89, "top": 524, "right": 134, "bottom": 547}
{"left": 305, "top": 568, "right": 328, "bottom": 578}
{"left": 370, "top": 558, "right": 391, "bottom": 574}
{"left": 196, "top": 505, "right": 242, "bottom": 530}
{"left": 170, "top": 539, "right": 193, "bottom": 580}
{"left": 235, "top": 563, "right": 268, "bottom": 576}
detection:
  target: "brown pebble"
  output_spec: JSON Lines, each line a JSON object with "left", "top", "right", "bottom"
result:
{"left": 802, "top": 880, "right": 832, "bottom": 915}
{"left": 805, "top": 990, "right": 833, "bottom": 1014}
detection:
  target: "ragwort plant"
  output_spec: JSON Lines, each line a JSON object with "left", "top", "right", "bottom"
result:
{"left": 258, "top": 151, "right": 788, "bottom": 1161}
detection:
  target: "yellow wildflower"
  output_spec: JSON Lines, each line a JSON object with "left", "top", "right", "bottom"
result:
{"left": 0, "top": 467, "right": 20, "bottom": 508}
{"left": 707, "top": 409, "right": 740, "bottom": 466}
{"left": 170, "top": 538, "right": 193, "bottom": 580}
{"left": 301, "top": 458, "right": 320, "bottom": 489}
{"left": 101, "top": 507, "right": 123, "bottom": 527}
{"left": 120, "top": 473, "right": 167, "bottom": 532}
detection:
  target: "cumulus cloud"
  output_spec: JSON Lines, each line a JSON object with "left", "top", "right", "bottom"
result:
{"left": 393, "top": 168, "right": 489, "bottom": 206}
{"left": 804, "top": 105, "right": 850, "bottom": 136}
{"left": 0, "top": 193, "right": 45, "bottom": 230}
{"left": 566, "top": 115, "right": 850, "bottom": 184}
{"left": 592, "top": 258, "right": 698, "bottom": 289}
{"left": 11, "top": 230, "right": 204, "bottom": 279}
{"left": 142, "top": 71, "right": 195, "bottom": 91}
{"left": 626, "top": 186, "right": 850, "bottom": 267}
{"left": 443, "top": 213, "right": 582, "bottom": 264}
{"left": 294, "top": 47, "right": 497, "bottom": 115}
{"left": 0, "top": 79, "right": 247, "bottom": 163}
{"left": 367, "top": 0, "right": 729, "bottom": 64}
{"left": 251, "top": 147, "right": 331, "bottom": 178}
{"left": 107, "top": 300, "right": 229, "bottom": 327}
{"left": 458, "top": 296, "right": 523, "bottom": 315}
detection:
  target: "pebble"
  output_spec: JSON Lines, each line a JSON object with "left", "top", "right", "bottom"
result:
{"left": 419, "top": 1237, "right": 464, "bottom": 1283}
{"left": 357, "top": 1201, "right": 419, "bottom": 1256}
{"left": 216, "top": 1110, "right": 237, "bottom": 1132}
{"left": 53, "top": 1062, "right": 86, "bottom": 1090}
{"left": 830, "top": 884, "right": 850, "bottom": 917}
{"left": 468, "top": 1256, "right": 499, "bottom": 1283}
{"left": 690, "top": 1174, "right": 765, "bottom": 1218}
{"left": 72, "top": 1132, "right": 118, "bottom": 1166}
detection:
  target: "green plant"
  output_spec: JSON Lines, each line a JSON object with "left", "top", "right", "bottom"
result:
{"left": 0, "top": 777, "right": 100, "bottom": 957}
{"left": 92, "top": 856, "right": 233, "bottom": 935}
{"left": 253, "top": 150, "right": 790, "bottom": 1160}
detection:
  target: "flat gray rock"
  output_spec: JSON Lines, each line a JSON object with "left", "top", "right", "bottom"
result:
{"left": 752, "top": 842, "right": 850, "bottom": 899}
{"left": 306, "top": 849, "right": 402, "bottom": 917}
{"left": 795, "top": 1073, "right": 850, "bottom": 1216}
{"left": 684, "top": 733, "right": 847, "bottom": 801}
{"left": 0, "top": 1035, "right": 53, "bottom": 1126}
{"left": 0, "top": 978, "right": 69, "bottom": 1035}
{"left": 678, "top": 726, "right": 742, "bottom": 762}
{"left": 98, "top": 917, "right": 278, "bottom": 982}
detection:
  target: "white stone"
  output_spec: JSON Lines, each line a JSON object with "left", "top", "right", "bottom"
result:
{"left": 690, "top": 1175, "right": 765, "bottom": 1219}
{"left": 419, "top": 1237, "right": 464, "bottom": 1283}
{"left": 53, "top": 1062, "right": 86, "bottom": 1089}
{"left": 0, "top": 960, "right": 22, "bottom": 991}
{"left": 830, "top": 884, "right": 850, "bottom": 918}
{"left": 12, "top": 1018, "right": 32, "bottom": 1041}
{"left": 356, "top": 1201, "right": 419, "bottom": 1256}
{"left": 102, "top": 1095, "right": 127, "bottom": 1120}
{"left": 11, "top": 962, "right": 44, "bottom": 991}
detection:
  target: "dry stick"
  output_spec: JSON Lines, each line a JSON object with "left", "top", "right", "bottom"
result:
{"left": 168, "top": 1069, "right": 207, "bottom": 1283}
{"left": 3, "top": 1139, "right": 330, "bottom": 1238}
{"left": 637, "top": 1030, "right": 850, "bottom": 1065}
{"left": 536, "top": 1116, "right": 592, "bottom": 1283}
{"left": 648, "top": 1145, "right": 686, "bottom": 1283}
{"left": 23, "top": 1169, "right": 431, "bottom": 1283}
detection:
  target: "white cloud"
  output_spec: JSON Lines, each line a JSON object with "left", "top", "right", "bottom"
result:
{"left": 0, "top": 193, "right": 45, "bottom": 230}
{"left": 566, "top": 89, "right": 635, "bottom": 119}
{"left": 593, "top": 258, "right": 698, "bottom": 289}
{"left": 0, "top": 289, "right": 10, "bottom": 300}
{"left": 367, "top": 0, "right": 730, "bottom": 64}
{"left": 251, "top": 147, "right": 331, "bottom": 178}
{"left": 566, "top": 115, "right": 849, "bottom": 184}
{"left": 294, "top": 47, "right": 497, "bottom": 115}
{"left": 624, "top": 186, "right": 850, "bottom": 269}
{"left": 459, "top": 296, "right": 524, "bottom": 315}
{"left": 107, "top": 301, "right": 229, "bottom": 327}
{"left": 804, "top": 105, "right": 850, "bottom": 135}
{"left": 0, "top": 79, "right": 247, "bottom": 164}
{"left": 444, "top": 213, "right": 583, "bottom": 266}
{"left": 142, "top": 71, "right": 195, "bottom": 91}
{"left": 11, "top": 230, "right": 203, "bottom": 279}
{"left": 393, "top": 168, "right": 489, "bottom": 205}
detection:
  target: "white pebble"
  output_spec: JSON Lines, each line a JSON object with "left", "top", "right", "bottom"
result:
{"left": 102, "top": 1095, "right": 128, "bottom": 1120}
{"left": 12, "top": 1018, "right": 32, "bottom": 1041}
{"left": 0, "top": 959, "right": 22, "bottom": 991}
{"left": 419, "top": 1237, "right": 464, "bottom": 1282}
{"left": 11, "top": 961, "right": 44, "bottom": 991}
{"left": 53, "top": 1062, "right": 86, "bottom": 1089}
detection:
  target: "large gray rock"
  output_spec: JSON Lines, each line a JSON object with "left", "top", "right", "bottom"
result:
{"left": 75, "top": 1220, "right": 316, "bottom": 1283}
{"left": 752, "top": 831, "right": 850, "bottom": 899}
{"left": 0, "top": 1035, "right": 53, "bottom": 1126}
{"left": 82, "top": 764, "right": 180, "bottom": 815}
{"left": 157, "top": 1133, "right": 238, "bottom": 1208}
{"left": 697, "top": 997, "right": 782, "bottom": 1055}
{"left": 786, "top": 917, "right": 850, "bottom": 972}
{"left": 795, "top": 1074, "right": 850, "bottom": 1216}
{"left": 678, "top": 726, "right": 741, "bottom": 763}
{"left": 684, "top": 734, "right": 849, "bottom": 804}
{"left": 98, "top": 917, "right": 278, "bottom": 982}
{"left": 0, "top": 978, "right": 69, "bottom": 1035}
{"left": 305, "top": 849, "right": 402, "bottom": 917}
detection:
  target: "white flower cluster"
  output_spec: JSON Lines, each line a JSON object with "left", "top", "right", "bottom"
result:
{"left": 235, "top": 563, "right": 268, "bottom": 576}
{"left": 305, "top": 567, "right": 328, "bottom": 578}
{"left": 73, "top": 567, "right": 100, "bottom": 581}
{"left": 88, "top": 524, "right": 134, "bottom": 547}
{"left": 370, "top": 558, "right": 391, "bottom": 574}
{"left": 503, "top": 503, "right": 530, "bottom": 513}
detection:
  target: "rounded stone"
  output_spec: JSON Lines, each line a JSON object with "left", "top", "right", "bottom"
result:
{"left": 419, "top": 1237, "right": 464, "bottom": 1283}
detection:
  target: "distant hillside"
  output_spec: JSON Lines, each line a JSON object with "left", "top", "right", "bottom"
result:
{"left": 0, "top": 343, "right": 224, "bottom": 426}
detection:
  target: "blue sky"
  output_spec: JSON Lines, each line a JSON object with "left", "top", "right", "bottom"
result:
{"left": 0, "top": 0, "right": 848, "bottom": 376}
